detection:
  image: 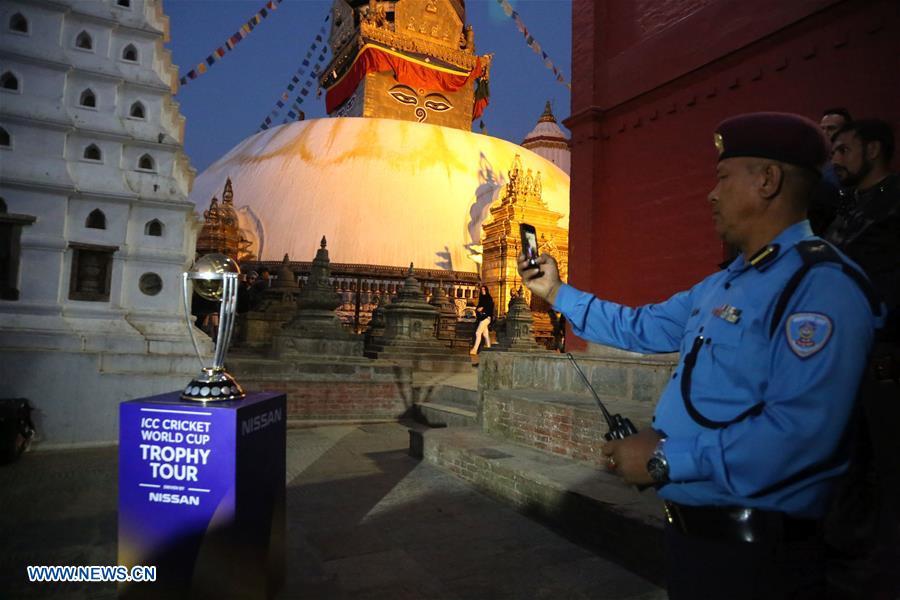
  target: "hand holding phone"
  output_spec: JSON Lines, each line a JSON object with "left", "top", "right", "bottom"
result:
{"left": 517, "top": 223, "right": 563, "bottom": 304}
{"left": 520, "top": 223, "right": 539, "bottom": 270}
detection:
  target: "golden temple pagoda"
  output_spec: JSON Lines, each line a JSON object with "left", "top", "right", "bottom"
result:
{"left": 196, "top": 178, "right": 254, "bottom": 261}
{"left": 320, "top": 0, "right": 491, "bottom": 130}
{"left": 481, "top": 154, "right": 568, "bottom": 318}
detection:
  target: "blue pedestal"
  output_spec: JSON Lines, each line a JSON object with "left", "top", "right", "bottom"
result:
{"left": 118, "top": 391, "right": 285, "bottom": 599}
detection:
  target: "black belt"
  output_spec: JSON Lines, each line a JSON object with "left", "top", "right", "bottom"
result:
{"left": 663, "top": 501, "right": 821, "bottom": 544}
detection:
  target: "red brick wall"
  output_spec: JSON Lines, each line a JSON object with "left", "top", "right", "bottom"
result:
{"left": 240, "top": 380, "right": 409, "bottom": 421}
{"left": 566, "top": 0, "right": 900, "bottom": 349}
{"left": 483, "top": 394, "right": 610, "bottom": 468}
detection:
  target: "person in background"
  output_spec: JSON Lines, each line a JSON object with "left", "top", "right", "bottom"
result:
{"left": 237, "top": 271, "right": 257, "bottom": 314}
{"left": 254, "top": 268, "right": 271, "bottom": 293}
{"left": 809, "top": 107, "right": 854, "bottom": 234}
{"left": 820, "top": 108, "right": 853, "bottom": 145}
{"left": 518, "top": 112, "right": 883, "bottom": 599}
{"left": 824, "top": 117, "right": 899, "bottom": 599}
{"left": 470, "top": 285, "right": 494, "bottom": 355}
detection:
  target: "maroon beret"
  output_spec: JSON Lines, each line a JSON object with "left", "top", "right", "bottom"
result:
{"left": 714, "top": 112, "right": 830, "bottom": 172}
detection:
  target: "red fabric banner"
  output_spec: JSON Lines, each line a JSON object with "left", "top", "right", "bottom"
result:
{"left": 326, "top": 46, "right": 482, "bottom": 114}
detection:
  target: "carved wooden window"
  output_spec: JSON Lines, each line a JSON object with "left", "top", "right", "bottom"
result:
{"left": 75, "top": 31, "right": 92, "bottom": 50}
{"left": 68, "top": 242, "right": 117, "bottom": 301}
{"left": 1, "top": 72, "right": 18, "bottom": 91}
{"left": 79, "top": 88, "right": 96, "bottom": 108}
{"left": 9, "top": 13, "right": 28, "bottom": 33}
{"left": 138, "top": 154, "right": 155, "bottom": 171}
{"left": 129, "top": 101, "right": 145, "bottom": 118}
{"left": 144, "top": 219, "right": 163, "bottom": 236}
{"left": 122, "top": 44, "right": 138, "bottom": 62}
{"left": 85, "top": 208, "right": 106, "bottom": 229}
{"left": 83, "top": 144, "right": 102, "bottom": 161}
{"left": 0, "top": 127, "right": 9, "bottom": 147}
{"left": 0, "top": 198, "right": 37, "bottom": 301}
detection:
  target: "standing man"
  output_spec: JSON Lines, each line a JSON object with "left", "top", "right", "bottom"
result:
{"left": 820, "top": 107, "right": 853, "bottom": 141}
{"left": 825, "top": 118, "right": 899, "bottom": 598}
{"left": 519, "top": 113, "right": 883, "bottom": 599}
{"left": 810, "top": 107, "right": 853, "bottom": 234}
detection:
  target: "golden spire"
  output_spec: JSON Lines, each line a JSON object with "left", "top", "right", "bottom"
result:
{"left": 538, "top": 101, "right": 556, "bottom": 123}
{"left": 222, "top": 177, "right": 234, "bottom": 204}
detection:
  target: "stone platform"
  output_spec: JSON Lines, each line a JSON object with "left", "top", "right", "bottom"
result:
{"left": 230, "top": 354, "right": 414, "bottom": 423}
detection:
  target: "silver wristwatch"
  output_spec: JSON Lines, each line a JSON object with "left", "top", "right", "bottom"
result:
{"left": 646, "top": 438, "right": 670, "bottom": 484}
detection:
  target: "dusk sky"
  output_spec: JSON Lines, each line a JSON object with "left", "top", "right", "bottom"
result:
{"left": 165, "top": 0, "right": 573, "bottom": 173}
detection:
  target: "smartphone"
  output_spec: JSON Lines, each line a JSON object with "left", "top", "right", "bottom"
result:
{"left": 519, "top": 223, "right": 539, "bottom": 269}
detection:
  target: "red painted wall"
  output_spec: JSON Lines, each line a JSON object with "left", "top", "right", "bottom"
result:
{"left": 565, "top": 0, "right": 900, "bottom": 350}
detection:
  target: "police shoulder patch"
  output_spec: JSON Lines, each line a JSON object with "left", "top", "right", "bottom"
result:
{"left": 785, "top": 312, "right": 833, "bottom": 358}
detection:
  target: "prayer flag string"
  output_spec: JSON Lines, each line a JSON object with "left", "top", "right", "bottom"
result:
{"left": 495, "top": 0, "right": 570, "bottom": 90}
{"left": 258, "top": 12, "right": 331, "bottom": 130}
{"left": 179, "top": 0, "right": 284, "bottom": 88}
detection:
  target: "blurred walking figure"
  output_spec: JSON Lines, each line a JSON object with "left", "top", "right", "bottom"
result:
{"left": 470, "top": 285, "right": 494, "bottom": 354}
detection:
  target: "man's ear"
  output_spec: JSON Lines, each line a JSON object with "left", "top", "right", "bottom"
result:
{"left": 759, "top": 163, "right": 784, "bottom": 200}
{"left": 864, "top": 140, "right": 882, "bottom": 162}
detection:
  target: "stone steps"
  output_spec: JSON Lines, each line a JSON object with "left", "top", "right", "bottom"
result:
{"left": 409, "top": 374, "right": 480, "bottom": 427}
{"left": 364, "top": 352, "right": 475, "bottom": 373}
{"left": 413, "top": 402, "right": 477, "bottom": 427}
{"left": 482, "top": 389, "right": 656, "bottom": 469}
{"left": 411, "top": 425, "right": 665, "bottom": 585}
{"left": 364, "top": 344, "right": 468, "bottom": 357}
{"left": 415, "top": 382, "right": 479, "bottom": 409}
{"left": 98, "top": 352, "right": 201, "bottom": 375}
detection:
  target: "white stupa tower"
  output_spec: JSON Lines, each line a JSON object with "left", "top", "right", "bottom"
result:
{"left": 0, "top": 0, "right": 207, "bottom": 447}
{"left": 521, "top": 101, "right": 570, "bottom": 175}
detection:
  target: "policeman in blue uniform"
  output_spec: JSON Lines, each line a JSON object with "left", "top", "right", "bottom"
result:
{"left": 518, "top": 112, "right": 884, "bottom": 599}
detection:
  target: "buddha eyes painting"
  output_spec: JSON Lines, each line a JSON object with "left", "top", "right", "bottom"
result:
{"left": 388, "top": 85, "right": 454, "bottom": 122}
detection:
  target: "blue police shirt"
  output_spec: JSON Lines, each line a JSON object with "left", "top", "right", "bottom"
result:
{"left": 553, "top": 221, "right": 881, "bottom": 518}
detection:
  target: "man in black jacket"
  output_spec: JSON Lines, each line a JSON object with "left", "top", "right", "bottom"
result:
{"left": 824, "top": 118, "right": 899, "bottom": 599}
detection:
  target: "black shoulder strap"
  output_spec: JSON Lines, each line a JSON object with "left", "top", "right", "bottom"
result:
{"left": 768, "top": 240, "right": 882, "bottom": 338}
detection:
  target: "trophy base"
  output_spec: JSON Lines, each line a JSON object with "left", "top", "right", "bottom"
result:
{"left": 181, "top": 367, "right": 246, "bottom": 402}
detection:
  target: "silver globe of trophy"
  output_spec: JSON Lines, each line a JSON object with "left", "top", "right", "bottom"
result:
{"left": 181, "top": 253, "right": 246, "bottom": 402}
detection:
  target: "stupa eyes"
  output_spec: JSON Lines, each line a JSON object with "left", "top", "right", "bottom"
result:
{"left": 389, "top": 86, "right": 418, "bottom": 105}
{"left": 423, "top": 95, "right": 451, "bottom": 112}
{"left": 388, "top": 85, "right": 454, "bottom": 122}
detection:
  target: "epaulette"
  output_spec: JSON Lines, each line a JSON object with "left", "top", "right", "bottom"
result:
{"left": 795, "top": 240, "right": 839, "bottom": 265}
{"left": 769, "top": 239, "right": 882, "bottom": 337}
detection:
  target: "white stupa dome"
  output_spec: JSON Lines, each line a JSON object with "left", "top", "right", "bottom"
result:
{"left": 189, "top": 117, "right": 570, "bottom": 273}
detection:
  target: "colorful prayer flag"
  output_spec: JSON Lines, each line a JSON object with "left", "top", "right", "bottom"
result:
{"left": 493, "top": 0, "right": 569, "bottom": 91}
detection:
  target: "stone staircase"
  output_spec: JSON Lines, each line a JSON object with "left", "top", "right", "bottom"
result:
{"left": 410, "top": 371, "right": 479, "bottom": 427}
{"left": 409, "top": 348, "right": 678, "bottom": 584}
{"left": 364, "top": 341, "right": 474, "bottom": 373}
